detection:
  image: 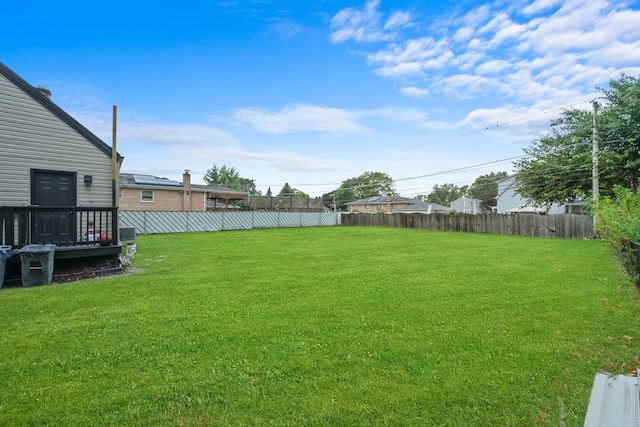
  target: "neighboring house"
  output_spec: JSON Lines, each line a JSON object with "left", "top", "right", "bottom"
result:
{"left": 450, "top": 197, "right": 483, "bottom": 214}
{"left": 394, "top": 201, "right": 450, "bottom": 214}
{"left": 119, "top": 170, "right": 248, "bottom": 211}
{"left": 496, "top": 175, "right": 586, "bottom": 215}
{"left": 346, "top": 194, "right": 420, "bottom": 213}
{"left": 0, "top": 62, "right": 122, "bottom": 258}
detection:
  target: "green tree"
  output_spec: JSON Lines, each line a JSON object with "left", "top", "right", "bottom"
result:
{"left": 468, "top": 172, "right": 508, "bottom": 211}
{"left": 203, "top": 164, "right": 258, "bottom": 194}
{"left": 513, "top": 109, "right": 595, "bottom": 206}
{"left": 330, "top": 171, "right": 396, "bottom": 210}
{"left": 277, "top": 183, "right": 309, "bottom": 199}
{"left": 594, "top": 185, "right": 640, "bottom": 283}
{"left": 238, "top": 178, "right": 259, "bottom": 194}
{"left": 278, "top": 183, "right": 293, "bottom": 196}
{"left": 426, "top": 183, "right": 467, "bottom": 206}
{"left": 514, "top": 74, "right": 640, "bottom": 206}
{"left": 599, "top": 74, "right": 640, "bottom": 190}
{"left": 203, "top": 164, "right": 240, "bottom": 189}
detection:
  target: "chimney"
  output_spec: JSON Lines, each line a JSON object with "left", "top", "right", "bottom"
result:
{"left": 386, "top": 193, "right": 392, "bottom": 202}
{"left": 35, "top": 85, "right": 52, "bottom": 99}
{"left": 182, "top": 170, "right": 191, "bottom": 211}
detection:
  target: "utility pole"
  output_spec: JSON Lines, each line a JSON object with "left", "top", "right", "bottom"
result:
{"left": 592, "top": 100, "right": 599, "bottom": 236}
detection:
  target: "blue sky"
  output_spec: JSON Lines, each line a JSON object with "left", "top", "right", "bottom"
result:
{"left": 3, "top": 0, "right": 640, "bottom": 198}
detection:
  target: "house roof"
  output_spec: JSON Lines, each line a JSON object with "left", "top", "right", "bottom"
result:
{"left": 119, "top": 173, "right": 248, "bottom": 198}
{"left": 120, "top": 173, "right": 182, "bottom": 188}
{"left": 346, "top": 195, "right": 419, "bottom": 206}
{"left": 505, "top": 206, "right": 547, "bottom": 214}
{"left": 450, "top": 196, "right": 482, "bottom": 203}
{"left": 192, "top": 184, "right": 248, "bottom": 197}
{"left": 394, "top": 201, "right": 449, "bottom": 212}
{"left": 0, "top": 62, "right": 122, "bottom": 161}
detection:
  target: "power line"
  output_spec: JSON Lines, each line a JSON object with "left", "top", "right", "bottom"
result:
{"left": 365, "top": 100, "right": 593, "bottom": 160}
{"left": 255, "top": 99, "right": 598, "bottom": 196}
{"left": 394, "top": 156, "right": 524, "bottom": 183}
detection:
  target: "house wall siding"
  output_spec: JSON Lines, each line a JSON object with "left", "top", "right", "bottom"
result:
{"left": 0, "top": 73, "right": 113, "bottom": 207}
{"left": 119, "top": 187, "right": 207, "bottom": 211}
{"left": 496, "top": 176, "right": 565, "bottom": 214}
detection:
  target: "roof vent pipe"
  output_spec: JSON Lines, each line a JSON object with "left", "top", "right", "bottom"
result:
{"left": 35, "top": 85, "right": 51, "bottom": 98}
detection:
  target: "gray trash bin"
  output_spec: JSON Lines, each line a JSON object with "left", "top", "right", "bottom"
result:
{"left": 0, "top": 245, "right": 13, "bottom": 289}
{"left": 19, "top": 244, "right": 56, "bottom": 287}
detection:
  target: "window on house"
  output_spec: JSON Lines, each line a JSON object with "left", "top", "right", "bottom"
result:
{"left": 378, "top": 204, "right": 384, "bottom": 210}
{"left": 365, "top": 204, "right": 370, "bottom": 209}
{"left": 566, "top": 205, "right": 584, "bottom": 214}
{"left": 141, "top": 189, "right": 154, "bottom": 202}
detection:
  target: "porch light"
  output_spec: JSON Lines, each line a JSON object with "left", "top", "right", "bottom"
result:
{"left": 84, "top": 175, "right": 93, "bottom": 186}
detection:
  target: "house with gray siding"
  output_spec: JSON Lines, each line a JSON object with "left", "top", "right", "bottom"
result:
{"left": 0, "top": 62, "right": 123, "bottom": 280}
{"left": 496, "top": 175, "right": 586, "bottom": 214}
{"left": 394, "top": 201, "right": 450, "bottom": 214}
{"left": 449, "top": 196, "right": 483, "bottom": 214}
{"left": 346, "top": 194, "right": 420, "bottom": 213}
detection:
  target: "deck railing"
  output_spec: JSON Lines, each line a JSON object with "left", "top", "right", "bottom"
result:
{"left": 0, "top": 206, "right": 118, "bottom": 249}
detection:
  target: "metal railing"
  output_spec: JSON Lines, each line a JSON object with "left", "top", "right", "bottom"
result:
{"left": 1, "top": 206, "right": 118, "bottom": 249}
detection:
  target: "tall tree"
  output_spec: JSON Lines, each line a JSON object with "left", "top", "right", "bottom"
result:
{"left": 513, "top": 109, "right": 595, "bottom": 206}
{"left": 468, "top": 171, "right": 508, "bottom": 211}
{"left": 514, "top": 74, "right": 640, "bottom": 206}
{"left": 426, "top": 183, "right": 467, "bottom": 206}
{"left": 203, "top": 164, "right": 258, "bottom": 193}
{"left": 599, "top": 74, "right": 640, "bottom": 190}
{"left": 330, "top": 171, "right": 396, "bottom": 211}
{"left": 278, "top": 183, "right": 293, "bottom": 196}
{"left": 238, "top": 177, "right": 258, "bottom": 194}
{"left": 203, "top": 164, "right": 240, "bottom": 188}
{"left": 277, "top": 183, "right": 309, "bottom": 199}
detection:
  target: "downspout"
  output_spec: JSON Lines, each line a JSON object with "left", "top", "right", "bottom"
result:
{"left": 111, "top": 105, "right": 118, "bottom": 242}
{"left": 111, "top": 105, "right": 118, "bottom": 207}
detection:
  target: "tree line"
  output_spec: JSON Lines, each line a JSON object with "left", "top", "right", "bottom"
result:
{"left": 202, "top": 165, "right": 509, "bottom": 211}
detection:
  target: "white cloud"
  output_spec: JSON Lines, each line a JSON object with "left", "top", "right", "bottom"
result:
{"left": 384, "top": 11, "right": 412, "bottom": 30}
{"left": 338, "top": 0, "right": 640, "bottom": 107}
{"left": 231, "top": 104, "right": 368, "bottom": 134}
{"left": 367, "top": 37, "right": 454, "bottom": 77}
{"left": 329, "top": 0, "right": 412, "bottom": 43}
{"left": 69, "top": 111, "right": 236, "bottom": 147}
{"left": 436, "top": 74, "right": 500, "bottom": 99}
{"left": 476, "top": 59, "right": 511, "bottom": 75}
{"left": 120, "top": 123, "right": 235, "bottom": 145}
{"left": 399, "top": 86, "right": 430, "bottom": 98}
{"left": 521, "top": 0, "right": 563, "bottom": 16}
{"left": 584, "top": 40, "right": 640, "bottom": 68}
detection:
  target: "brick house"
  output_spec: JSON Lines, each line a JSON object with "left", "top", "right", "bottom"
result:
{"left": 119, "top": 170, "right": 248, "bottom": 211}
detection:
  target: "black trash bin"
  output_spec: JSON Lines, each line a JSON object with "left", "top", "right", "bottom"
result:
{"left": 19, "top": 244, "right": 56, "bottom": 287}
{"left": 0, "top": 245, "right": 13, "bottom": 289}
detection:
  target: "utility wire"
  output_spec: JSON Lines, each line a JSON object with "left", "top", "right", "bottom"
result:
{"left": 365, "top": 100, "right": 593, "bottom": 160}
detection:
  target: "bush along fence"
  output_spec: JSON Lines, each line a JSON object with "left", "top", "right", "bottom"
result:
{"left": 119, "top": 210, "right": 340, "bottom": 235}
{"left": 341, "top": 212, "right": 595, "bottom": 239}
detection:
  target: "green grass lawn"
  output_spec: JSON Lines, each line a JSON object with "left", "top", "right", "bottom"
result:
{"left": 1, "top": 227, "right": 638, "bottom": 426}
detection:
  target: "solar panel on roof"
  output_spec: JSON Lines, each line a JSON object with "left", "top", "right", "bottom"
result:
{"left": 133, "top": 175, "right": 182, "bottom": 187}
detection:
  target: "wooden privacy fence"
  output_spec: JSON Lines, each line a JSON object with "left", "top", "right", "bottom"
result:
{"left": 119, "top": 210, "right": 339, "bottom": 235}
{"left": 341, "top": 212, "right": 594, "bottom": 239}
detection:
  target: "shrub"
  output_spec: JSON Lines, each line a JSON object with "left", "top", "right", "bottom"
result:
{"left": 594, "top": 185, "right": 640, "bottom": 283}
